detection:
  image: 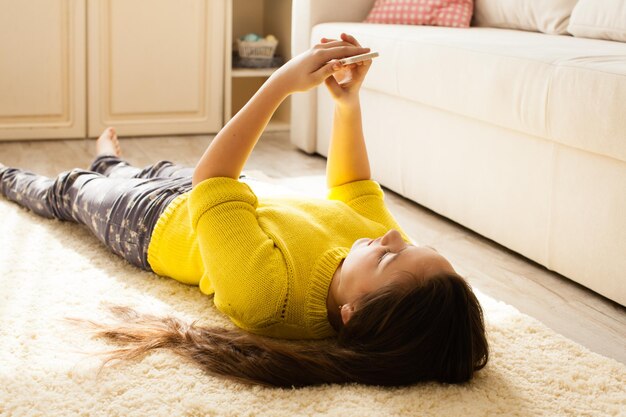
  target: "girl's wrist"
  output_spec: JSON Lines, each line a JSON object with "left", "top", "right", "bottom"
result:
{"left": 335, "top": 94, "right": 361, "bottom": 109}
{"left": 262, "top": 72, "right": 292, "bottom": 100}
{"left": 267, "top": 69, "right": 295, "bottom": 98}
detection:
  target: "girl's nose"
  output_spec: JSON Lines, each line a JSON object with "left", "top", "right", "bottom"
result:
{"left": 380, "top": 229, "right": 402, "bottom": 246}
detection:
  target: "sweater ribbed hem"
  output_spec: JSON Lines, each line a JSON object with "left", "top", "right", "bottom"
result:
{"left": 147, "top": 192, "right": 190, "bottom": 275}
{"left": 306, "top": 247, "right": 350, "bottom": 339}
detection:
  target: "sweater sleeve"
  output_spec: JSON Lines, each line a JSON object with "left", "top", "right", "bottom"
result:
{"left": 188, "top": 177, "right": 288, "bottom": 330}
{"left": 328, "top": 180, "right": 411, "bottom": 242}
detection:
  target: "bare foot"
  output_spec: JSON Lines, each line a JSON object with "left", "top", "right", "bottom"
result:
{"left": 96, "top": 127, "right": 122, "bottom": 157}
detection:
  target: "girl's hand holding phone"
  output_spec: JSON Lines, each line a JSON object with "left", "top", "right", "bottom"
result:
{"left": 270, "top": 34, "right": 370, "bottom": 95}
{"left": 322, "top": 33, "right": 374, "bottom": 104}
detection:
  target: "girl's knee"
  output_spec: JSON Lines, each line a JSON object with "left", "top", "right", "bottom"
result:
{"left": 153, "top": 160, "right": 175, "bottom": 174}
{"left": 48, "top": 169, "right": 95, "bottom": 220}
{"left": 90, "top": 155, "right": 126, "bottom": 175}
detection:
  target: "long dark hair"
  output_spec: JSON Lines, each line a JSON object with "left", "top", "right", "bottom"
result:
{"left": 74, "top": 272, "right": 488, "bottom": 387}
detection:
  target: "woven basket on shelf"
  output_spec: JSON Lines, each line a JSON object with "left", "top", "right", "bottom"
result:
{"left": 232, "top": 54, "right": 285, "bottom": 69}
{"left": 236, "top": 38, "right": 278, "bottom": 60}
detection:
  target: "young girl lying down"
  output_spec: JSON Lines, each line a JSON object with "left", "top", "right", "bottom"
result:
{"left": 0, "top": 33, "right": 488, "bottom": 387}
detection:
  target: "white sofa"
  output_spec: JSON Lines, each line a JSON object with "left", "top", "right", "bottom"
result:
{"left": 290, "top": 0, "right": 626, "bottom": 306}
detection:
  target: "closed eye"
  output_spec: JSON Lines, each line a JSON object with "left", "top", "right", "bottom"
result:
{"left": 378, "top": 250, "right": 390, "bottom": 264}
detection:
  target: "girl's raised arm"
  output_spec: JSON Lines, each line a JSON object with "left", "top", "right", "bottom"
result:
{"left": 191, "top": 40, "right": 370, "bottom": 187}
{"left": 323, "top": 33, "right": 374, "bottom": 189}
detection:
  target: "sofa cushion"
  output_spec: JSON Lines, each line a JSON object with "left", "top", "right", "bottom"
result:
{"left": 312, "top": 23, "right": 626, "bottom": 163}
{"left": 364, "top": 0, "right": 473, "bottom": 28}
{"left": 472, "top": 0, "right": 578, "bottom": 35}
{"left": 568, "top": 0, "right": 626, "bottom": 43}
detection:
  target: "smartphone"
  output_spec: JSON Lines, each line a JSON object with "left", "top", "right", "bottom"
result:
{"left": 335, "top": 51, "right": 379, "bottom": 66}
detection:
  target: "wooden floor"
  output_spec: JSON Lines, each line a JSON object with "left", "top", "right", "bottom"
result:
{"left": 1, "top": 131, "right": 625, "bottom": 364}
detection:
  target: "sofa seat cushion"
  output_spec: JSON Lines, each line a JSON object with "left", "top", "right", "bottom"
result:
{"left": 312, "top": 23, "right": 626, "bottom": 162}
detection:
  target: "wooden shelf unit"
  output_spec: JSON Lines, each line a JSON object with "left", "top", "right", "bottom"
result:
{"left": 224, "top": 0, "right": 292, "bottom": 132}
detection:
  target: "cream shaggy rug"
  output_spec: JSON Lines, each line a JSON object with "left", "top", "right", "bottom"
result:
{"left": 1, "top": 177, "right": 625, "bottom": 417}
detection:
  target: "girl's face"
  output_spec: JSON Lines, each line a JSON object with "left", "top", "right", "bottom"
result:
{"left": 338, "top": 229, "right": 456, "bottom": 305}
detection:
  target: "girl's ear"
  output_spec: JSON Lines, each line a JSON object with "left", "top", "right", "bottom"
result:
{"left": 340, "top": 304, "right": 355, "bottom": 325}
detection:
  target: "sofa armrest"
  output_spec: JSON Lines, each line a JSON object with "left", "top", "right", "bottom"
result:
{"left": 289, "top": 0, "right": 375, "bottom": 153}
{"left": 291, "top": 0, "right": 375, "bottom": 55}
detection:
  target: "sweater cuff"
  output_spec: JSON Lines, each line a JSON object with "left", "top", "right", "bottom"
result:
{"left": 188, "top": 177, "right": 258, "bottom": 228}
{"left": 327, "top": 180, "right": 384, "bottom": 203}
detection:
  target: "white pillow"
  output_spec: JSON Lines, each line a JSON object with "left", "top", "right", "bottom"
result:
{"left": 472, "top": 0, "right": 579, "bottom": 35}
{"left": 568, "top": 0, "right": 626, "bottom": 42}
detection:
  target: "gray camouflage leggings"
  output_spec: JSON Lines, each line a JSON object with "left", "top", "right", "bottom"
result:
{"left": 0, "top": 155, "right": 193, "bottom": 271}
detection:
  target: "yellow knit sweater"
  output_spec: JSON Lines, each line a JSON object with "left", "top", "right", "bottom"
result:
{"left": 147, "top": 177, "right": 407, "bottom": 339}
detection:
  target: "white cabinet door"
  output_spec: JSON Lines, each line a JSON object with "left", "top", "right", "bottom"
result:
{"left": 87, "top": 0, "right": 225, "bottom": 137}
{"left": 0, "top": 0, "right": 86, "bottom": 140}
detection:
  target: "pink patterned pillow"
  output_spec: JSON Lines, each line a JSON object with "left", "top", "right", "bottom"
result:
{"left": 364, "top": 0, "right": 474, "bottom": 28}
